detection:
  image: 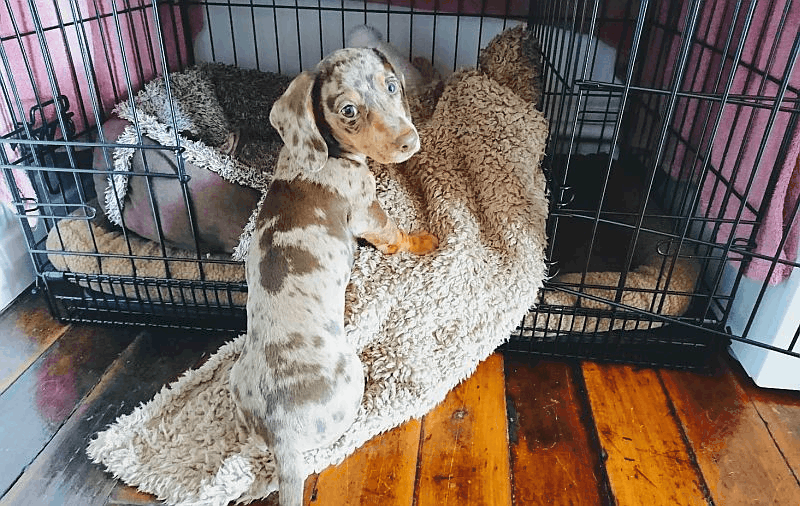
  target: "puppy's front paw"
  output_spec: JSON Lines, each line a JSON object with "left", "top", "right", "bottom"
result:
{"left": 405, "top": 231, "right": 438, "bottom": 255}
{"left": 377, "top": 243, "right": 400, "bottom": 255}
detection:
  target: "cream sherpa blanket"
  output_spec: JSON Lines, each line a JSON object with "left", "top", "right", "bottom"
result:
{"left": 86, "top": 68, "right": 549, "bottom": 505}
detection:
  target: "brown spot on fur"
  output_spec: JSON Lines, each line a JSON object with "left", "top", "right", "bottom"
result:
{"left": 260, "top": 375, "right": 334, "bottom": 408}
{"left": 309, "top": 137, "right": 326, "bottom": 154}
{"left": 326, "top": 95, "right": 337, "bottom": 113}
{"left": 273, "top": 359, "right": 319, "bottom": 378}
{"left": 258, "top": 179, "right": 350, "bottom": 238}
{"left": 261, "top": 333, "right": 321, "bottom": 377}
{"left": 263, "top": 331, "right": 304, "bottom": 355}
{"left": 257, "top": 179, "right": 352, "bottom": 293}
{"left": 334, "top": 353, "right": 348, "bottom": 376}
{"left": 289, "top": 95, "right": 306, "bottom": 119}
{"left": 370, "top": 48, "right": 394, "bottom": 74}
{"left": 259, "top": 244, "right": 320, "bottom": 294}
{"left": 240, "top": 331, "right": 334, "bottom": 406}
{"left": 292, "top": 286, "right": 323, "bottom": 303}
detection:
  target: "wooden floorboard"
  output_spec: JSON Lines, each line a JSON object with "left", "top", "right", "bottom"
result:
{"left": 660, "top": 358, "right": 800, "bottom": 505}
{"left": 732, "top": 359, "right": 800, "bottom": 483}
{"left": 505, "top": 356, "right": 606, "bottom": 506}
{"left": 582, "top": 362, "right": 710, "bottom": 506}
{"left": 306, "top": 419, "right": 421, "bottom": 506}
{"left": 0, "top": 323, "right": 140, "bottom": 497}
{"left": 414, "top": 353, "right": 511, "bottom": 506}
{"left": 4, "top": 293, "right": 800, "bottom": 506}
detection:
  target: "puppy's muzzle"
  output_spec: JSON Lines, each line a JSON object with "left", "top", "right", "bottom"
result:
{"left": 389, "top": 126, "right": 420, "bottom": 163}
{"left": 396, "top": 128, "right": 419, "bottom": 154}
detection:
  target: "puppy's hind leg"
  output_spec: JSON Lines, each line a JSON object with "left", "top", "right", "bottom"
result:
{"left": 272, "top": 442, "right": 306, "bottom": 506}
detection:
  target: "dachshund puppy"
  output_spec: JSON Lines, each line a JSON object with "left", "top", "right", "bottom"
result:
{"left": 229, "top": 47, "right": 438, "bottom": 506}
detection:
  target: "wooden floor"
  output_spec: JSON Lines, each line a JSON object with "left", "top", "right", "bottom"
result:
{"left": 2, "top": 289, "right": 800, "bottom": 505}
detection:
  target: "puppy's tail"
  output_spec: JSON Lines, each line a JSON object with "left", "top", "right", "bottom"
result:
{"left": 273, "top": 442, "right": 306, "bottom": 506}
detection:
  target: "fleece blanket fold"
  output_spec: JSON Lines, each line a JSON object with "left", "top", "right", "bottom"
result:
{"left": 86, "top": 67, "right": 549, "bottom": 505}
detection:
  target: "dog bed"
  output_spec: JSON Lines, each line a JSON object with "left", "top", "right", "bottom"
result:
{"left": 97, "top": 63, "right": 289, "bottom": 255}
{"left": 85, "top": 27, "right": 550, "bottom": 505}
{"left": 45, "top": 206, "right": 249, "bottom": 305}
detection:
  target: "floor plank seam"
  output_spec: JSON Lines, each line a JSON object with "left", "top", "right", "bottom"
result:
{"left": 75, "top": 329, "right": 149, "bottom": 413}
{"left": 655, "top": 370, "right": 715, "bottom": 506}
{"left": 1, "top": 412, "right": 59, "bottom": 500}
{"left": 2, "top": 462, "right": 26, "bottom": 499}
{"left": 572, "top": 361, "right": 615, "bottom": 506}
{"left": 750, "top": 399, "right": 800, "bottom": 488}
{"left": 497, "top": 355, "right": 513, "bottom": 506}
{"left": 730, "top": 354, "right": 800, "bottom": 490}
{"left": 306, "top": 474, "right": 320, "bottom": 503}
{"left": 503, "top": 388, "right": 520, "bottom": 505}
{"left": 410, "top": 413, "right": 426, "bottom": 506}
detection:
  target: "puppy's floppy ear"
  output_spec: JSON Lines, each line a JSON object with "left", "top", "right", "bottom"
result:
{"left": 269, "top": 71, "right": 328, "bottom": 172}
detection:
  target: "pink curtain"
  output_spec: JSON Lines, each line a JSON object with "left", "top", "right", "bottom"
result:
{"left": 1, "top": 0, "right": 191, "bottom": 204}
{"left": 639, "top": 0, "right": 800, "bottom": 285}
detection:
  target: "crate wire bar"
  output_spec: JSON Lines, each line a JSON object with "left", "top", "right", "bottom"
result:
{"left": 2, "top": 0, "right": 800, "bottom": 373}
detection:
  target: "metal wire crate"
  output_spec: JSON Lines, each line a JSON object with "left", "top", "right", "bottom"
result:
{"left": 506, "top": 0, "right": 800, "bottom": 377}
{"left": 2, "top": 0, "right": 799, "bottom": 374}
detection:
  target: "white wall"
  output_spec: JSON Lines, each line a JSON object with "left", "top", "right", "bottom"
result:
{"left": 0, "top": 202, "right": 36, "bottom": 313}
{"left": 192, "top": 0, "right": 520, "bottom": 76}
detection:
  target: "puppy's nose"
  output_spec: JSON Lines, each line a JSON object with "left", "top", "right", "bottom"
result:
{"left": 396, "top": 128, "right": 419, "bottom": 152}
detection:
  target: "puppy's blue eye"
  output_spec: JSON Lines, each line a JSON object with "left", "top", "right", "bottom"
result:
{"left": 341, "top": 104, "right": 357, "bottom": 118}
{"left": 387, "top": 82, "right": 398, "bottom": 94}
